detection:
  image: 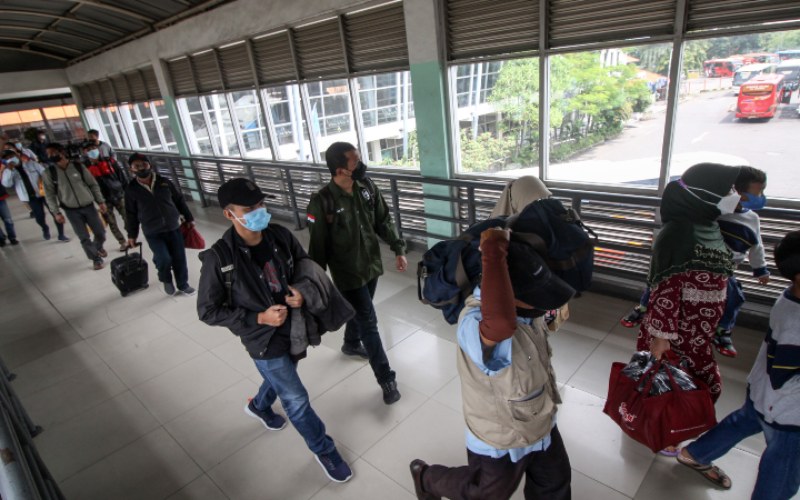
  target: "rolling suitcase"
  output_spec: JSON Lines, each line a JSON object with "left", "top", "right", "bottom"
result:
{"left": 111, "top": 242, "right": 149, "bottom": 297}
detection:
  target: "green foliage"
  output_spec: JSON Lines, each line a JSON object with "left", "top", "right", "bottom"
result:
{"left": 762, "top": 31, "right": 800, "bottom": 52}
{"left": 458, "top": 130, "right": 515, "bottom": 172}
{"left": 381, "top": 130, "right": 419, "bottom": 167}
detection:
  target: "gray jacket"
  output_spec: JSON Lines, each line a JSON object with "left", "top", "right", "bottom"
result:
{"left": 43, "top": 161, "right": 104, "bottom": 211}
{"left": 289, "top": 259, "right": 355, "bottom": 355}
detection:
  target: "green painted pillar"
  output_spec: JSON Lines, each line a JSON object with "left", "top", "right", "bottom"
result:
{"left": 152, "top": 59, "right": 201, "bottom": 201}
{"left": 404, "top": 0, "right": 456, "bottom": 244}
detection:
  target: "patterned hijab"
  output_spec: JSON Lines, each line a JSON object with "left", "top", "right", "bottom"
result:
{"left": 648, "top": 163, "right": 740, "bottom": 286}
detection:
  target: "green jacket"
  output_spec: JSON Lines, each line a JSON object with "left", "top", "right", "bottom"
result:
{"left": 43, "top": 161, "right": 104, "bottom": 212}
{"left": 307, "top": 179, "right": 406, "bottom": 291}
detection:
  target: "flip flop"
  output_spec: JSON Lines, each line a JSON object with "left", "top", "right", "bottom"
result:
{"left": 677, "top": 451, "right": 732, "bottom": 489}
{"left": 658, "top": 447, "right": 680, "bottom": 457}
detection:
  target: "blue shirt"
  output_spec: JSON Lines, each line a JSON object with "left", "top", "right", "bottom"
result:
{"left": 457, "top": 286, "right": 553, "bottom": 462}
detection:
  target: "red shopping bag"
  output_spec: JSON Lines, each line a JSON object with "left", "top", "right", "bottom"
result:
{"left": 602, "top": 359, "right": 717, "bottom": 453}
{"left": 180, "top": 222, "right": 206, "bottom": 250}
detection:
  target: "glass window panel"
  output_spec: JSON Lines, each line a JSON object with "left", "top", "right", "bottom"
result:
{"left": 178, "top": 97, "right": 213, "bottom": 155}
{"left": 230, "top": 90, "right": 271, "bottom": 160}
{"left": 202, "top": 94, "right": 240, "bottom": 157}
{"left": 305, "top": 79, "right": 356, "bottom": 160}
{"left": 672, "top": 30, "right": 799, "bottom": 200}
{"left": 544, "top": 46, "right": 670, "bottom": 187}
{"left": 48, "top": 118, "right": 73, "bottom": 142}
{"left": 151, "top": 101, "right": 178, "bottom": 153}
{"left": 356, "top": 71, "right": 418, "bottom": 167}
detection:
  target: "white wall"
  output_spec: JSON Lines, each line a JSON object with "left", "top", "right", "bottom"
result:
{"left": 0, "top": 69, "right": 70, "bottom": 100}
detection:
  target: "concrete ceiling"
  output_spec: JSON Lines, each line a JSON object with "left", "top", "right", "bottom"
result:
{"left": 0, "top": 0, "right": 233, "bottom": 72}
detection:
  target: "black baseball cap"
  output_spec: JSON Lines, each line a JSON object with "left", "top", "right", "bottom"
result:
{"left": 507, "top": 241, "right": 575, "bottom": 310}
{"left": 218, "top": 178, "right": 266, "bottom": 208}
{"left": 128, "top": 152, "right": 149, "bottom": 164}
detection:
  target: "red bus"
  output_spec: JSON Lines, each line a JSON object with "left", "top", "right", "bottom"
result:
{"left": 738, "top": 52, "right": 780, "bottom": 65}
{"left": 736, "top": 74, "right": 789, "bottom": 119}
{"left": 703, "top": 57, "right": 742, "bottom": 77}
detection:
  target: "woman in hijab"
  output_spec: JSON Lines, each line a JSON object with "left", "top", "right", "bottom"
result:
{"left": 637, "top": 163, "right": 741, "bottom": 433}
{"left": 491, "top": 175, "right": 552, "bottom": 218}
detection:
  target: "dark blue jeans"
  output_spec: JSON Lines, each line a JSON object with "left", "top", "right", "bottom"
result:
{"left": 718, "top": 275, "right": 746, "bottom": 331}
{"left": 144, "top": 228, "right": 188, "bottom": 288}
{"left": 252, "top": 355, "right": 335, "bottom": 456}
{"left": 686, "top": 395, "right": 800, "bottom": 500}
{"left": 28, "top": 196, "right": 65, "bottom": 238}
{"left": 0, "top": 199, "right": 16, "bottom": 242}
{"left": 341, "top": 278, "right": 395, "bottom": 385}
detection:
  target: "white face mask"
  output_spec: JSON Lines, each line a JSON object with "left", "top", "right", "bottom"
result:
{"left": 679, "top": 179, "right": 739, "bottom": 215}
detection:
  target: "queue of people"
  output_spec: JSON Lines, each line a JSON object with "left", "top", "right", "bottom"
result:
{"left": 0, "top": 133, "right": 796, "bottom": 499}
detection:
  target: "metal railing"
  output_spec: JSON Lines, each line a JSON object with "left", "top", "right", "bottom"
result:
{"left": 119, "top": 150, "right": 800, "bottom": 306}
{"left": 0, "top": 358, "right": 64, "bottom": 500}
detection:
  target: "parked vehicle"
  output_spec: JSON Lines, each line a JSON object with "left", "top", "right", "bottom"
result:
{"left": 777, "top": 59, "right": 800, "bottom": 92}
{"left": 732, "top": 63, "right": 777, "bottom": 94}
{"left": 777, "top": 49, "right": 800, "bottom": 61}
{"left": 737, "top": 52, "right": 780, "bottom": 65}
{"left": 736, "top": 74, "right": 788, "bottom": 120}
{"left": 703, "top": 57, "right": 743, "bottom": 77}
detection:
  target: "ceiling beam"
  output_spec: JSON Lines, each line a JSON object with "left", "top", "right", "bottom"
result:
{"left": 0, "top": 37, "right": 82, "bottom": 55}
{"left": 0, "top": 9, "right": 126, "bottom": 36}
{"left": 0, "top": 45, "right": 68, "bottom": 61}
{"left": 0, "top": 26, "right": 101, "bottom": 47}
{"left": 49, "top": 0, "right": 155, "bottom": 24}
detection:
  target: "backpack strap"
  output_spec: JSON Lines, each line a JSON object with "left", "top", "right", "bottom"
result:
{"left": 209, "top": 240, "right": 235, "bottom": 307}
{"left": 48, "top": 164, "right": 58, "bottom": 190}
{"left": 319, "top": 185, "right": 335, "bottom": 224}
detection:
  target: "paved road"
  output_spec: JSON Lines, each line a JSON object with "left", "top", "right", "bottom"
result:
{"left": 569, "top": 89, "right": 799, "bottom": 199}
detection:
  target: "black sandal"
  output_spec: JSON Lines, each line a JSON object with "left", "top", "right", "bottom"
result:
{"left": 677, "top": 451, "right": 732, "bottom": 489}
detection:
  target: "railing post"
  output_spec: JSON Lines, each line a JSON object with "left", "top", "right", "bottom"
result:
{"left": 572, "top": 196, "right": 582, "bottom": 216}
{"left": 283, "top": 166, "right": 303, "bottom": 230}
{"left": 215, "top": 160, "right": 226, "bottom": 185}
{"left": 189, "top": 159, "right": 208, "bottom": 207}
{"left": 390, "top": 179, "right": 403, "bottom": 237}
{"left": 467, "top": 187, "right": 476, "bottom": 227}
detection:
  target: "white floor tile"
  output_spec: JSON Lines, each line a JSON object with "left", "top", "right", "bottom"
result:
{"left": 385, "top": 330, "right": 459, "bottom": 397}
{"left": 35, "top": 390, "right": 161, "bottom": 482}
{"left": 60, "top": 428, "right": 203, "bottom": 500}
{"left": 166, "top": 474, "right": 229, "bottom": 500}
{"left": 164, "top": 378, "right": 267, "bottom": 471}
{"left": 311, "top": 366, "right": 428, "bottom": 455}
{"left": 297, "top": 344, "right": 369, "bottom": 401}
{"left": 11, "top": 340, "right": 104, "bottom": 396}
{"left": 310, "top": 458, "right": 414, "bottom": 500}
{"left": 132, "top": 352, "right": 243, "bottom": 424}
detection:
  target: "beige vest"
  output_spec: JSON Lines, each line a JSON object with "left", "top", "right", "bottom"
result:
{"left": 457, "top": 296, "right": 561, "bottom": 450}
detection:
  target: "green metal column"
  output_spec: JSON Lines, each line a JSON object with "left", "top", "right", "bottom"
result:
{"left": 404, "top": 0, "right": 456, "bottom": 243}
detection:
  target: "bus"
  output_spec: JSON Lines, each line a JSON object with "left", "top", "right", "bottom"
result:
{"left": 738, "top": 52, "right": 780, "bottom": 65}
{"left": 777, "top": 59, "right": 800, "bottom": 92}
{"left": 777, "top": 49, "right": 800, "bottom": 61}
{"left": 736, "top": 74, "right": 789, "bottom": 120}
{"left": 732, "top": 63, "right": 777, "bottom": 93}
{"left": 703, "top": 57, "right": 742, "bottom": 77}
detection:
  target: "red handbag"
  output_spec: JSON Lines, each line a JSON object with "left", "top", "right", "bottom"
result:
{"left": 602, "top": 358, "right": 717, "bottom": 453}
{"left": 180, "top": 222, "right": 206, "bottom": 250}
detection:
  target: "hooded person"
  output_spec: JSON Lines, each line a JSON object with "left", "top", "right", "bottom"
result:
{"left": 637, "top": 163, "right": 741, "bottom": 415}
{"left": 491, "top": 175, "right": 552, "bottom": 218}
{"left": 410, "top": 229, "right": 574, "bottom": 500}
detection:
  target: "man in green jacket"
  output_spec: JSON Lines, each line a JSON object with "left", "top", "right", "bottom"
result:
{"left": 307, "top": 142, "right": 407, "bottom": 405}
{"left": 43, "top": 143, "right": 108, "bottom": 270}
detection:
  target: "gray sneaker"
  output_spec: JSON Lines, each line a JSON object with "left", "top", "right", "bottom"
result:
{"left": 179, "top": 285, "right": 196, "bottom": 296}
{"left": 163, "top": 282, "right": 176, "bottom": 296}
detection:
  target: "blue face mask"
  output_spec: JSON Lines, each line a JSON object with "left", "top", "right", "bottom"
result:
{"left": 231, "top": 206, "right": 271, "bottom": 232}
{"left": 740, "top": 194, "right": 767, "bottom": 211}
{"left": 87, "top": 149, "right": 100, "bottom": 160}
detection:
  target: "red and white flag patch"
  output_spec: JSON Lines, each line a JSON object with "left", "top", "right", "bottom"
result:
{"left": 307, "top": 214, "right": 316, "bottom": 223}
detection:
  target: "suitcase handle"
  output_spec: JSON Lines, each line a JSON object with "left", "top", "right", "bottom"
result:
{"left": 125, "top": 242, "right": 144, "bottom": 263}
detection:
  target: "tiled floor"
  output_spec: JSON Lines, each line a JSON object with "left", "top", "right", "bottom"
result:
{"left": 0, "top": 199, "right": 792, "bottom": 500}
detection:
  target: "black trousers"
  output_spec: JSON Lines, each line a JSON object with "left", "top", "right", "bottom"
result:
{"left": 340, "top": 278, "right": 395, "bottom": 385}
{"left": 423, "top": 426, "right": 571, "bottom": 500}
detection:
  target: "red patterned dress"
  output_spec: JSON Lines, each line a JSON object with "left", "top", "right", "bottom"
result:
{"left": 637, "top": 270, "right": 727, "bottom": 402}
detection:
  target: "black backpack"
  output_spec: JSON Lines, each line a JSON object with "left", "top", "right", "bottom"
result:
{"left": 417, "top": 199, "right": 597, "bottom": 324}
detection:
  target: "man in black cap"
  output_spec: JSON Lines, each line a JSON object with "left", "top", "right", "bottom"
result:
{"left": 410, "top": 229, "right": 574, "bottom": 500}
{"left": 197, "top": 178, "right": 353, "bottom": 484}
{"left": 125, "top": 153, "right": 195, "bottom": 296}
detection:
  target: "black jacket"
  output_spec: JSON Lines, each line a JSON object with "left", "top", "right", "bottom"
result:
{"left": 197, "top": 225, "right": 308, "bottom": 359}
{"left": 125, "top": 174, "right": 193, "bottom": 238}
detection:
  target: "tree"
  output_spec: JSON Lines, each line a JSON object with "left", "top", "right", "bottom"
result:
{"left": 458, "top": 130, "right": 514, "bottom": 172}
{"left": 762, "top": 31, "right": 800, "bottom": 52}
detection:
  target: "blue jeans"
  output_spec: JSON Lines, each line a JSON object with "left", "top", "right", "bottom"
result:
{"left": 0, "top": 199, "right": 17, "bottom": 241}
{"left": 144, "top": 228, "right": 188, "bottom": 288}
{"left": 718, "top": 275, "right": 745, "bottom": 331}
{"left": 639, "top": 287, "right": 651, "bottom": 308}
{"left": 252, "top": 355, "right": 335, "bottom": 456}
{"left": 686, "top": 395, "right": 800, "bottom": 500}
{"left": 341, "top": 278, "right": 396, "bottom": 385}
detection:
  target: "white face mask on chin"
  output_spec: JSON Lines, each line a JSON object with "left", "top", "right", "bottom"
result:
{"left": 679, "top": 179, "right": 739, "bottom": 215}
